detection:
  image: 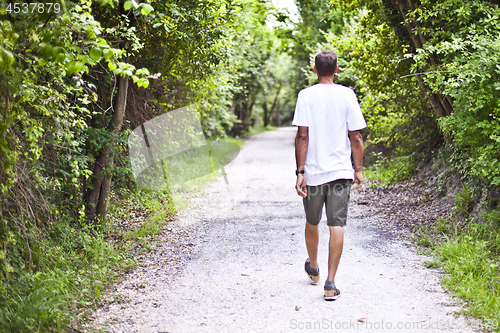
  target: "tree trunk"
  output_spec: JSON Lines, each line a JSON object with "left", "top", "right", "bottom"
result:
{"left": 95, "top": 165, "right": 112, "bottom": 222}
{"left": 269, "top": 83, "right": 282, "bottom": 124}
{"left": 246, "top": 93, "right": 257, "bottom": 131}
{"left": 274, "top": 99, "right": 281, "bottom": 126}
{"left": 262, "top": 83, "right": 282, "bottom": 127}
{"left": 397, "top": 0, "right": 453, "bottom": 117}
{"left": 414, "top": 73, "right": 449, "bottom": 118}
{"left": 86, "top": 75, "right": 129, "bottom": 222}
{"left": 262, "top": 102, "right": 269, "bottom": 127}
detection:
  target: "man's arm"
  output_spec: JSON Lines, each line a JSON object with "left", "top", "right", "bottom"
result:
{"left": 349, "top": 130, "right": 364, "bottom": 190}
{"left": 295, "top": 126, "right": 308, "bottom": 197}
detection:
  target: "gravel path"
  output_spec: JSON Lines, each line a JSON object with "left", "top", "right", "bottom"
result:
{"left": 90, "top": 127, "right": 481, "bottom": 333}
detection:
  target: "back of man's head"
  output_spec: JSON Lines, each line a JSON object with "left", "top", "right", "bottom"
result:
{"left": 315, "top": 50, "right": 337, "bottom": 77}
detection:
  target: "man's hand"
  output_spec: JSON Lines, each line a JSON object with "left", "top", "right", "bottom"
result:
{"left": 352, "top": 170, "right": 364, "bottom": 190}
{"left": 349, "top": 130, "right": 364, "bottom": 190}
{"left": 296, "top": 174, "right": 308, "bottom": 197}
{"left": 295, "top": 126, "right": 308, "bottom": 198}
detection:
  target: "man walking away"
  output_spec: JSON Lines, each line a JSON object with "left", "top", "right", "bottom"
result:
{"left": 292, "top": 50, "right": 366, "bottom": 301}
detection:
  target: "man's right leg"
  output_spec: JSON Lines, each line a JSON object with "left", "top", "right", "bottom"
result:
{"left": 326, "top": 226, "right": 344, "bottom": 282}
{"left": 323, "top": 179, "right": 350, "bottom": 300}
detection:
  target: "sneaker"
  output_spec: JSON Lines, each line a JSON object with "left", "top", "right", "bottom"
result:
{"left": 324, "top": 280, "right": 340, "bottom": 301}
{"left": 304, "top": 258, "right": 320, "bottom": 284}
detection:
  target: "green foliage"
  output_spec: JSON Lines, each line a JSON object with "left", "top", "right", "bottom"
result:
{"left": 0, "top": 0, "right": 255, "bottom": 330}
{"left": 228, "top": 0, "right": 279, "bottom": 135}
{"left": 0, "top": 222, "right": 124, "bottom": 332}
{"left": 453, "top": 184, "right": 475, "bottom": 217}
{"left": 414, "top": 226, "right": 433, "bottom": 247}
{"left": 290, "top": 0, "right": 349, "bottom": 93}
{"left": 436, "top": 228, "right": 500, "bottom": 327}
{"left": 316, "top": 9, "right": 440, "bottom": 181}
{"left": 406, "top": 1, "right": 500, "bottom": 184}
{"left": 436, "top": 217, "right": 452, "bottom": 235}
{"left": 435, "top": 36, "right": 500, "bottom": 185}
{"left": 0, "top": 0, "right": 151, "bottom": 324}
{"left": 120, "top": 190, "right": 173, "bottom": 241}
{"left": 424, "top": 205, "right": 500, "bottom": 330}
{"left": 129, "top": 0, "right": 240, "bottom": 138}
{"left": 364, "top": 153, "right": 419, "bottom": 184}
{"left": 318, "top": 0, "right": 500, "bottom": 187}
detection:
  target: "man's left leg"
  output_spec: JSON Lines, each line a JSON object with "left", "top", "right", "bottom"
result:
{"left": 326, "top": 226, "right": 343, "bottom": 283}
{"left": 303, "top": 184, "right": 324, "bottom": 284}
{"left": 324, "top": 179, "right": 350, "bottom": 300}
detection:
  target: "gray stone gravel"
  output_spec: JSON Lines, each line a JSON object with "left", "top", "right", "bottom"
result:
{"left": 89, "top": 127, "right": 481, "bottom": 333}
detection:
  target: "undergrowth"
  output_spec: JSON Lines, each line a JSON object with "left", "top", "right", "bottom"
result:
{"left": 413, "top": 185, "right": 500, "bottom": 331}
{"left": 0, "top": 136, "right": 243, "bottom": 332}
{"left": 364, "top": 150, "right": 424, "bottom": 185}
{"left": 432, "top": 212, "right": 500, "bottom": 332}
{"left": 0, "top": 221, "right": 128, "bottom": 332}
{"left": 0, "top": 187, "right": 174, "bottom": 332}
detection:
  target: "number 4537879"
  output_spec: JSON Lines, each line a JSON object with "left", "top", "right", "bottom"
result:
{"left": 5, "top": 3, "right": 61, "bottom": 14}
{"left": 485, "top": 319, "right": 498, "bottom": 330}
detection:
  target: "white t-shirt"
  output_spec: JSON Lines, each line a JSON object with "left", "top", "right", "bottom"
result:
{"left": 292, "top": 84, "right": 367, "bottom": 186}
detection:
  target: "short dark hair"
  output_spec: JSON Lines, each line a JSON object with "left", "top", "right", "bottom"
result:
{"left": 315, "top": 50, "right": 337, "bottom": 77}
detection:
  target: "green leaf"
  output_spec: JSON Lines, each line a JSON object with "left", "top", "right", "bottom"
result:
{"left": 103, "top": 49, "right": 114, "bottom": 61}
{"left": 141, "top": 4, "right": 154, "bottom": 16}
{"left": 124, "top": 1, "right": 132, "bottom": 10}
{"left": 140, "top": 78, "right": 149, "bottom": 88}
{"left": 0, "top": 50, "right": 15, "bottom": 67}
{"left": 55, "top": 53, "right": 67, "bottom": 63}
{"left": 89, "top": 48, "right": 102, "bottom": 62}
{"left": 74, "top": 62, "right": 84, "bottom": 73}
{"left": 41, "top": 43, "right": 53, "bottom": 59}
{"left": 51, "top": 46, "right": 64, "bottom": 57}
{"left": 108, "top": 62, "right": 117, "bottom": 71}
{"left": 136, "top": 68, "right": 150, "bottom": 76}
{"left": 65, "top": 62, "right": 76, "bottom": 74}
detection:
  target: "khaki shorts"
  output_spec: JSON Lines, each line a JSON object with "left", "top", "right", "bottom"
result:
{"left": 303, "top": 179, "right": 351, "bottom": 227}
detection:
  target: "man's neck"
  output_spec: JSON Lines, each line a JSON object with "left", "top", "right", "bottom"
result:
{"left": 317, "top": 75, "right": 335, "bottom": 84}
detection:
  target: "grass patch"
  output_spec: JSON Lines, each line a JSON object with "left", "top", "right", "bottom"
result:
{"left": 413, "top": 226, "right": 433, "bottom": 248}
{"left": 364, "top": 154, "right": 418, "bottom": 184}
{"left": 246, "top": 125, "right": 278, "bottom": 136}
{"left": 119, "top": 189, "right": 175, "bottom": 242}
{"left": 435, "top": 229, "right": 500, "bottom": 331}
{"left": 411, "top": 187, "right": 500, "bottom": 330}
{"left": 0, "top": 222, "right": 130, "bottom": 332}
{"left": 424, "top": 210, "right": 500, "bottom": 331}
